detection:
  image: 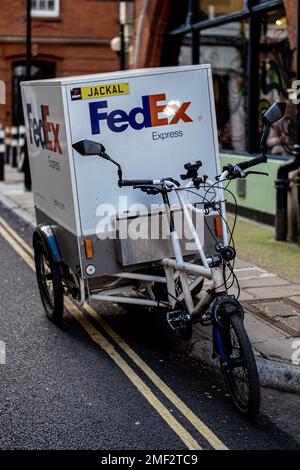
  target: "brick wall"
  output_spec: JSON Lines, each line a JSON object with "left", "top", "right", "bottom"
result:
{"left": 132, "top": 0, "right": 172, "bottom": 68}
{"left": 0, "top": 0, "right": 119, "bottom": 126}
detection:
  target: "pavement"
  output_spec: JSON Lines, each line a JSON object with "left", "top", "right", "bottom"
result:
{"left": 1, "top": 164, "right": 300, "bottom": 394}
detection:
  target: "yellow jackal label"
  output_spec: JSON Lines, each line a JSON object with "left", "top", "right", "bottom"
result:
{"left": 71, "top": 82, "right": 129, "bottom": 101}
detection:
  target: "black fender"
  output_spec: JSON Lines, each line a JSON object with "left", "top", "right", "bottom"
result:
{"left": 211, "top": 295, "right": 244, "bottom": 362}
{"left": 33, "top": 225, "right": 61, "bottom": 263}
{"left": 211, "top": 295, "right": 244, "bottom": 326}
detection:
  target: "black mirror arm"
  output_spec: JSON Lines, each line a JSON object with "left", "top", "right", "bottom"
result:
{"left": 99, "top": 151, "right": 112, "bottom": 162}
{"left": 260, "top": 123, "right": 271, "bottom": 162}
{"left": 100, "top": 151, "right": 123, "bottom": 186}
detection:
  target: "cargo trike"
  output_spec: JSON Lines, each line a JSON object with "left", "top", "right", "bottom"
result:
{"left": 21, "top": 65, "right": 285, "bottom": 418}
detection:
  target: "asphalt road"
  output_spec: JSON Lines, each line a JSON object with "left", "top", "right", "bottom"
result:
{"left": 0, "top": 204, "right": 300, "bottom": 451}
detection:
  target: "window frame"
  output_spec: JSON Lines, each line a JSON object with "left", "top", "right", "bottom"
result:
{"left": 31, "top": 0, "right": 60, "bottom": 18}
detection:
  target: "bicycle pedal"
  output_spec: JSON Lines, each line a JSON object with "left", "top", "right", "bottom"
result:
{"left": 167, "top": 310, "right": 189, "bottom": 330}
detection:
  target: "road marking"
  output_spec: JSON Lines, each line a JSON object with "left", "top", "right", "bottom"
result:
{"left": 84, "top": 303, "right": 228, "bottom": 450}
{"left": 0, "top": 221, "right": 202, "bottom": 450}
{"left": 0, "top": 216, "right": 34, "bottom": 257}
{"left": 0, "top": 216, "right": 228, "bottom": 450}
{"left": 0, "top": 223, "right": 35, "bottom": 270}
{"left": 66, "top": 299, "right": 201, "bottom": 450}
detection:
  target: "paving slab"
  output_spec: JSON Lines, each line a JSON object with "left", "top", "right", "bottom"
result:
{"left": 279, "top": 315, "right": 300, "bottom": 332}
{"left": 234, "top": 267, "right": 267, "bottom": 277}
{"left": 246, "top": 284, "right": 300, "bottom": 299}
{"left": 253, "top": 336, "right": 300, "bottom": 362}
{"left": 290, "top": 296, "right": 300, "bottom": 305}
{"left": 243, "top": 312, "right": 288, "bottom": 343}
{"left": 228, "top": 286, "right": 255, "bottom": 300}
{"left": 249, "top": 299, "right": 300, "bottom": 319}
{"left": 238, "top": 276, "right": 290, "bottom": 289}
{"left": 234, "top": 258, "right": 256, "bottom": 269}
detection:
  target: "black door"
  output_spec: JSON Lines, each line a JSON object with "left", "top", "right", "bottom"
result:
{"left": 12, "top": 61, "right": 56, "bottom": 126}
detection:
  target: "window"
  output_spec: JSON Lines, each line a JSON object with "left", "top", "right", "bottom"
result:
{"left": 202, "top": 21, "right": 248, "bottom": 153}
{"left": 196, "top": 0, "right": 245, "bottom": 21}
{"left": 12, "top": 61, "right": 56, "bottom": 126}
{"left": 166, "top": 0, "right": 295, "bottom": 156}
{"left": 31, "top": 0, "right": 60, "bottom": 18}
{"left": 258, "top": 9, "right": 295, "bottom": 155}
{"left": 179, "top": 20, "right": 248, "bottom": 152}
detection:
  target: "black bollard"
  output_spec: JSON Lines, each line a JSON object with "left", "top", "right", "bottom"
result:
{"left": 10, "top": 126, "right": 18, "bottom": 168}
{"left": 23, "top": 138, "right": 31, "bottom": 191}
{"left": 275, "top": 178, "right": 290, "bottom": 241}
{"left": 0, "top": 126, "right": 4, "bottom": 181}
{"left": 4, "top": 126, "right": 10, "bottom": 164}
{"left": 296, "top": 173, "right": 300, "bottom": 245}
{"left": 17, "top": 125, "right": 26, "bottom": 170}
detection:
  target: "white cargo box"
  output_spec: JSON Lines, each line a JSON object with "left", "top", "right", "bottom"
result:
{"left": 21, "top": 65, "right": 220, "bottom": 277}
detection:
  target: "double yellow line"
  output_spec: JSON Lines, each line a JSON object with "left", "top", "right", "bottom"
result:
{"left": 0, "top": 215, "right": 228, "bottom": 451}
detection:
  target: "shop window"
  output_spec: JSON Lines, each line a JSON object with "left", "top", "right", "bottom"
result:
{"left": 258, "top": 9, "right": 296, "bottom": 156}
{"left": 179, "top": 20, "right": 248, "bottom": 152}
{"left": 168, "top": 1, "right": 296, "bottom": 156}
{"left": 201, "top": 20, "right": 248, "bottom": 152}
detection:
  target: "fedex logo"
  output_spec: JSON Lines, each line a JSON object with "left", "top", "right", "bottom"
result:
{"left": 26, "top": 103, "right": 62, "bottom": 154}
{"left": 89, "top": 93, "right": 192, "bottom": 134}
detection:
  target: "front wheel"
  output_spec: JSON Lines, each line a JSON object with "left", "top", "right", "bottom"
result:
{"left": 34, "top": 240, "right": 64, "bottom": 322}
{"left": 218, "top": 313, "right": 260, "bottom": 418}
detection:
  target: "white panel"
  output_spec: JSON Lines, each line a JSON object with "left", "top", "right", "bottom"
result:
{"left": 21, "top": 66, "right": 220, "bottom": 239}
{"left": 65, "top": 66, "right": 220, "bottom": 236}
{"left": 21, "top": 85, "right": 79, "bottom": 234}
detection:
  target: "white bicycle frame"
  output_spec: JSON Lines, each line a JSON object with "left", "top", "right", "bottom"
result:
{"left": 89, "top": 170, "right": 229, "bottom": 315}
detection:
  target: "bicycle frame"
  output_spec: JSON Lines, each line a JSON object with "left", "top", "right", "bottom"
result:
{"left": 88, "top": 170, "right": 230, "bottom": 315}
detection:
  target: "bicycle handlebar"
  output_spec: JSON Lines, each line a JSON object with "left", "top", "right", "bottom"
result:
{"left": 237, "top": 155, "right": 267, "bottom": 171}
{"left": 119, "top": 179, "right": 155, "bottom": 187}
{"left": 120, "top": 155, "right": 268, "bottom": 190}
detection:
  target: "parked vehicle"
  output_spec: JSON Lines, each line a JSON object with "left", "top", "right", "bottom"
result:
{"left": 21, "top": 66, "right": 285, "bottom": 418}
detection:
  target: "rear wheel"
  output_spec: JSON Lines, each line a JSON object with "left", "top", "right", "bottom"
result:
{"left": 34, "top": 240, "right": 64, "bottom": 322}
{"left": 219, "top": 313, "right": 260, "bottom": 418}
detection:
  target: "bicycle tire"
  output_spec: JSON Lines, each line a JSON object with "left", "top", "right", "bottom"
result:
{"left": 34, "top": 240, "right": 64, "bottom": 323}
{"left": 220, "top": 312, "right": 260, "bottom": 419}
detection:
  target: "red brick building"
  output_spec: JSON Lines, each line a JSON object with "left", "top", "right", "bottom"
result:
{"left": 0, "top": 0, "right": 119, "bottom": 126}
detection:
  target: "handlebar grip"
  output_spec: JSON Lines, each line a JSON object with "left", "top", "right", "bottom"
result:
{"left": 237, "top": 155, "right": 267, "bottom": 171}
{"left": 121, "top": 179, "right": 154, "bottom": 187}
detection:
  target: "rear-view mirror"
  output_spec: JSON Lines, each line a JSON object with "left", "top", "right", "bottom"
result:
{"left": 262, "top": 102, "right": 286, "bottom": 125}
{"left": 72, "top": 139, "right": 105, "bottom": 156}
